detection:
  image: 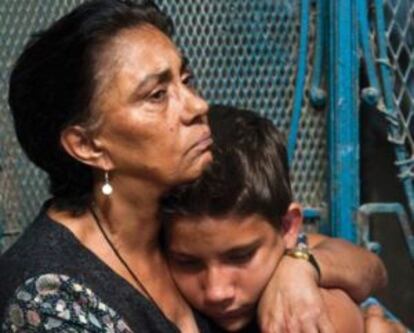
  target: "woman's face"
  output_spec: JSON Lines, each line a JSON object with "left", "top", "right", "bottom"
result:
{"left": 91, "top": 24, "right": 212, "bottom": 188}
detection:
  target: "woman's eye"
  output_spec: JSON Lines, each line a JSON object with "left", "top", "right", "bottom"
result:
{"left": 182, "top": 73, "right": 196, "bottom": 88}
{"left": 148, "top": 89, "right": 167, "bottom": 103}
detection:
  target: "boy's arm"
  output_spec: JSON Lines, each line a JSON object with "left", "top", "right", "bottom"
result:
{"left": 257, "top": 234, "right": 387, "bottom": 333}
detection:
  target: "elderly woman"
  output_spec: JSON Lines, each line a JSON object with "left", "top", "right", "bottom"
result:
{"left": 0, "top": 0, "right": 386, "bottom": 332}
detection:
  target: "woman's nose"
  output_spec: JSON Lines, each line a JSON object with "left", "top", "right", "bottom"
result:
{"left": 180, "top": 86, "right": 209, "bottom": 125}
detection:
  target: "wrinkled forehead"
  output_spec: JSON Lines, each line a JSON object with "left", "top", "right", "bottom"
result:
{"left": 94, "top": 25, "right": 180, "bottom": 82}
{"left": 91, "top": 24, "right": 183, "bottom": 108}
{"left": 104, "top": 25, "right": 180, "bottom": 68}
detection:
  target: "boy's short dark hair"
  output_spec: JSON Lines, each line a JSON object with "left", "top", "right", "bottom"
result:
{"left": 162, "top": 104, "right": 292, "bottom": 228}
{"left": 9, "top": 0, "right": 173, "bottom": 213}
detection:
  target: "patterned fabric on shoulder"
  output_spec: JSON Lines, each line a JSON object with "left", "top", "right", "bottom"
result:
{"left": 2, "top": 273, "right": 133, "bottom": 332}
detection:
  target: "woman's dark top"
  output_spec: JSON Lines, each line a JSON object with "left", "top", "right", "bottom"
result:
{"left": 0, "top": 204, "right": 220, "bottom": 332}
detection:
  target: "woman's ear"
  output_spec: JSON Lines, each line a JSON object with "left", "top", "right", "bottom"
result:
{"left": 281, "top": 202, "right": 303, "bottom": 249}
{"left": 60, "top": 125, "right": 113, "bottom": 170}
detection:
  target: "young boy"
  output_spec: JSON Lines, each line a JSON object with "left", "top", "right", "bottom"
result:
{"left": 162, "top": 105, "right": 369, "bottom": 332}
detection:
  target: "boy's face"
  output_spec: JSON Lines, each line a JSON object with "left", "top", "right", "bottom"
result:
{"left": 167, "top": 214, "right": 287, "bottom": 332}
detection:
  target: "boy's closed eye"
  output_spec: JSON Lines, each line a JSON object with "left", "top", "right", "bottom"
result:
{"left": 168, "top": 253, "right": 204, "bottom": 272}
{"left": 221, "top": 239, "right": 264, "bottom": 265}
{"left": 223, "top": 246, "right": 259, "bottom": 265}
{"left": 168, "top": 239, "right": 263, "bottom": 272}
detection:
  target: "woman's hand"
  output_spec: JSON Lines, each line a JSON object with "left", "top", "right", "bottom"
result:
{"left": 257, "top": 255, "right": 335, "bottom": 333}
{"left": 364, "top": 305, "right": 407, "bottom": 333}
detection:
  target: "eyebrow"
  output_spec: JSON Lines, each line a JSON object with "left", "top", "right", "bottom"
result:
{"left": 168, "top": 251, "right": 197, "bottom": 259}
{"left": 222, "top": 238, "right": 264, "bottom": 257}
{"left": 181, "top": 56, "right": 190, "bottom": 74}
{"left": 130, "top": 57, "right": 191, "bottom": 101}
{"left": 133, "top": 69, "right": 172, "bottom": 95}
{"left": 168, "top": 238, "right": 264, "bottom": 259}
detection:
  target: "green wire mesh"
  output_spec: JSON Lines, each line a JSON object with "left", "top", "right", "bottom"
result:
{"left": 0, "top": 0, "right": 326, "bottom": 251}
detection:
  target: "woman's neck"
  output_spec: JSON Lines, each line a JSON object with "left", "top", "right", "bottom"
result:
{"left": 92, "top": 178, "right": 166, "bottom": 255}
{"left": 47, "top": 181, "right": 199, "bottom": 331}
{"left": 49, "top": 177, "right": 169, "bottom": 256}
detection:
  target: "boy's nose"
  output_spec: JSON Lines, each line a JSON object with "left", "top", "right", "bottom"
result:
{"left": 203, "top": 267, "right": 235, "bottom": 307}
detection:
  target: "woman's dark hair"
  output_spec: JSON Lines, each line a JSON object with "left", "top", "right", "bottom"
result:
{"left": 162, "top": 105, "right": 293, "bottom": 229}
{"left": 8, "top": 0, "right": 173, "bottom": 213}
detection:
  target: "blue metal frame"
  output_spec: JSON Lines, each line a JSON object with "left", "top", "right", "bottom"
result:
{"left": 358, "top": 203, "right": 414, "bottom": 261}
{"left": 327, "top": 0, "right": 359, "bottom": 241}
{"left": 287, "top": 0, "right": 311, "bottom": 164}
{"left": 309, "top": 0, "right": 327, "bottom": 110}
{"left": 356, "top": 0, "right": 414, "bottom": 263}
{"left": 358, "top": 0, "right": 381, "bottom": 106}
{"left": 373, "top": 0, "right": 414, "bottom": 219}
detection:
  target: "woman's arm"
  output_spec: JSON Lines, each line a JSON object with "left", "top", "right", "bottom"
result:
{"left": 309, "top": 233, "right": 388, "bottom": 302}
{"left": 364, "top": 304, "right": 408, "bottom": 333}
{"left": 257, "top": 234, "right": 387, "bottom": 333}
{"left": 321, "top": 288, "right": 364, "bottom": 333}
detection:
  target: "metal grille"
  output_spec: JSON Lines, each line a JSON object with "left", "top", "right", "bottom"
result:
{"left": 0, "top": 0, "right": 325, "bottom": 251}
{"left": 383, "top": 0, "right": 414, "bottom": 173}
{"left": 362, "top": 0, "right": 414, "bottom": 220}
{"left": 1, "top": 0, "right": 83, "bottom": 251}
{"left": 158, "top": 0, "right": 326, "bottom": 208}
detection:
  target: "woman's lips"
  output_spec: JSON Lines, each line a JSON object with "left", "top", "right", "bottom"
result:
{"left": 189, "top": 131, "right": 213, "bottom": 153}
{"left": 196, "top": 135, "right": 213, "bottom": 151}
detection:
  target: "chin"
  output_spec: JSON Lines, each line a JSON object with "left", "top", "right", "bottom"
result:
{"left": 169, "top": 151, "right": 213, "bottom": 187}
{"left": 184, "top": 151, "right": 213, "bottom": 181}
{"left": 198, "top": 150, "right": 213, "bottom": 170}
{"left": 216, "top": 317, "right": 252, "bottom": 332}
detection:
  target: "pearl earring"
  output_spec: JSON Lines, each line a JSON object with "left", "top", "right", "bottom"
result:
{"left": 101, "top": 171, "right": 113, "bottom": 196}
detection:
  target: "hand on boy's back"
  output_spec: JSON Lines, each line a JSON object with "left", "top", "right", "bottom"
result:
{"left": 364, "top": 305, "right": 407, "bottom": 333}
{"left": 320, "top": 288, "right": 364, "bottom": 333}
{"left": 257, "top": 255, "right": 335, "bottom": 333}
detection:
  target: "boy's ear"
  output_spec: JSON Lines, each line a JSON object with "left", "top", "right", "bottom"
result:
{"left": 60, "top": 125, "right": 113, "bottom": 171}
{"left": 281, "top": 202, "right": 303, "bottom": 248}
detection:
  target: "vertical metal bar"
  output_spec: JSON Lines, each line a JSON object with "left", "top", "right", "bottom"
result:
{"left": 328, "top": 0, "right": 359, "bottom": 241}
{"left": 358, "top": 0, "right": 381, "bottom": 106}
{"left": 309, "top": 0, "right": 327, "bottom": 109}
{"left": 287, "top": 0, "right": 311, "bottom": 165}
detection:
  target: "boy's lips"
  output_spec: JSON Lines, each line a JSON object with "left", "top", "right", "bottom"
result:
{"left": 209, "top": 305, "right": 252, "bottom": 322}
